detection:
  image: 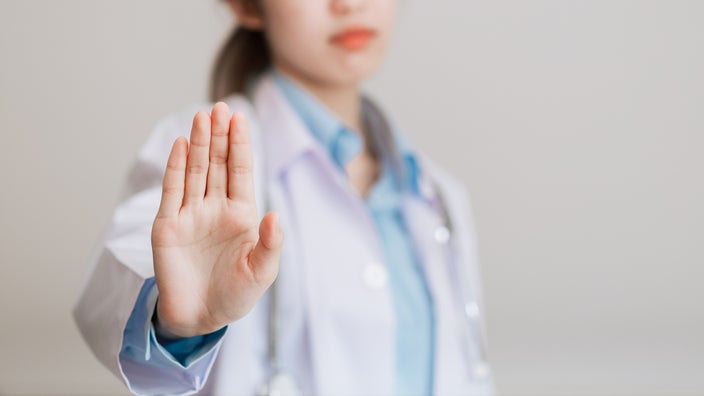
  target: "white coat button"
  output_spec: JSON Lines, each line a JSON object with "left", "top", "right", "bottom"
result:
{"left": 362, "top": 262, "right": 388, "bottom": 290}
{"left": 434, "top": 225, "right": 450, "bottom": 244}
{"left": 464, "top": 301, "right": 479, "bottom": 320}
{"left": 473, "top": 361, "right": 491, "bottom": 379}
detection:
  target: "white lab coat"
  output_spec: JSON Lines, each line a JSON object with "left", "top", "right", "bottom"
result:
{"left": 73, "top": 70, "right": 494, "bottom": 396}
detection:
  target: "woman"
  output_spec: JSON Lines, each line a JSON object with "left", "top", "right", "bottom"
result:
{"left": 73, "top": 0, "right": 493, "bottom": 394}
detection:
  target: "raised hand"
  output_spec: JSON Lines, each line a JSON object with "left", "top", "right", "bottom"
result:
{"left": 150, "top": 102, "right": 283, "bottom": 338}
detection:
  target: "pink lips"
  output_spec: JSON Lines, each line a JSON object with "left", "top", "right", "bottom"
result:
{"left": 330, "top": 26, "right": 376, "bottom": 50}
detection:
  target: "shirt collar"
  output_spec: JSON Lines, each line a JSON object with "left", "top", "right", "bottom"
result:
{"left": 252, "top": 66, "right": 430, "bottom": 202}
{"left": 271, "top": 67, "right": 363, "bottom": 170}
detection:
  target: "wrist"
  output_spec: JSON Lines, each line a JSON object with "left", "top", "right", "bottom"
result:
{"left": 152, "top": 298, "right": 188, "bottom": 341}
{"left": 152, "top": 296, "right": 202, "bottom": 341}
{"left": 152, "top": 297, "right": 225, "bottom": 339}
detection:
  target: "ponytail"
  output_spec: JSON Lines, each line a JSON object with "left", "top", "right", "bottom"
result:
{"left": 210, "top": 20, "right": 270, "bottom": 102}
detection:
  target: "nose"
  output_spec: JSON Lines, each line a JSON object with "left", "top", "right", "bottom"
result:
{"left": 330, "top": 0, "right": 366, "bottom": 14}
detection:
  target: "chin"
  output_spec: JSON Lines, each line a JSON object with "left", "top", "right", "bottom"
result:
{"left": 288, "top": 53, "right": 381, "bottom": 88}
{"left": 329, "top": 57, "right": 383, "bottom": 85}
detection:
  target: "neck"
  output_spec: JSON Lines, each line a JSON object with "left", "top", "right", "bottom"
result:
{"left": 272, "top": 62, "right": 364, "bottom": 136}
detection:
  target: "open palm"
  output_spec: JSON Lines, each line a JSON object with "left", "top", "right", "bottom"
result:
{"left": 151, "top": 102, "right": 283, "bottom": 338}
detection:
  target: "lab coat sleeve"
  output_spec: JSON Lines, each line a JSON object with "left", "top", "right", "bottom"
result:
{"left": 72, "top": 97, "right": 266, "bottom": 395}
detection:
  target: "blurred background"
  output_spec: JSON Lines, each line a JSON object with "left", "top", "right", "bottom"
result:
{"left": 1, "top": 0, "right": 702, "bottom": 394}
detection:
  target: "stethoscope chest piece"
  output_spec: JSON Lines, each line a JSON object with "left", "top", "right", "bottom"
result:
{"left": 256, "top": 371, "right": 302, "bottom": 396}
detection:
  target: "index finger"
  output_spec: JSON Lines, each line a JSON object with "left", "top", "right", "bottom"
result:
{"left": 227, "top": 111, "right": 255, "bottom": 203}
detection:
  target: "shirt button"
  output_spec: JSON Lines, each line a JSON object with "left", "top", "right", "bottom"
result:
{"left": 464, "top": 301, "right": 480, "bottom": 320}
{"left": 362, "top": 262, "right": 388, "bottom": 290}
{"left": 434, "top": 225, "right": 450, "bottom": 244}
{"left": 473, "top": 361, "right": 491, "bottom": 379}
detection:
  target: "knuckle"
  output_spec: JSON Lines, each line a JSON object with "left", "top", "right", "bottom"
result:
{"left": 212, "top": 122, "right": 229, "bottom": 136}
{"left": 250, "top": 261, "right": 279, "bottom": 288}
{"left": 228, "top": 164, "right": 251, "bottom": 175}
{"left": 190, "top": 136, "right": 209, "bottom": 148}
{"left": 187, "top": 163, "right": 207, "bottom": 175}
{"left": 166, "top": 161, "right": 181, "bottom": 171}
{"left": 162, "top": 185, "right": 182, "bottom": 196}
{"left": 210, "top": 153, "right": 228, "bottom": 165}
{"left": 212, "top": 129, "right": 228, "bottom": 138}
{"left": 207, "top": 183, "right": 226, "bottom": 193}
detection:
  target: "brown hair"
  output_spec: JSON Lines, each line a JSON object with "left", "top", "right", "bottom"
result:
{"left": 210, "top": 0, "right": 271, "bottom": 102}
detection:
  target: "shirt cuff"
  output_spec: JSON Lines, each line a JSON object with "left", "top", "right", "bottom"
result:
{"left": 149, "top": 314, "right": 228, "bottom": 368}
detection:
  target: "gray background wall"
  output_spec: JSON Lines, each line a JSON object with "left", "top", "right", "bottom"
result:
{"left": 1, "top": 1, "right": 702, "bottom": 395}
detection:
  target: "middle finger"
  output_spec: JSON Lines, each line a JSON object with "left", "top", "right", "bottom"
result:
{"left": 205, "top": 102, "right": 231, "bottom": 199}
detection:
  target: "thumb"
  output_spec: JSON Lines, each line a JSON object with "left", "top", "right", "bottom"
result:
{"left": 248, "top": 211, "right": 284, "bottom": 285}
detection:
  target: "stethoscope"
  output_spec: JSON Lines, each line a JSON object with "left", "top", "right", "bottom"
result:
{"left": 251, "top": 90, "right": 489, "bottom": 396}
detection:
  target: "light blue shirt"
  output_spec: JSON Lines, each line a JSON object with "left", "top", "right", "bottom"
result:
{"left": 120, "top": 67, "right": 435, "bottom": 395}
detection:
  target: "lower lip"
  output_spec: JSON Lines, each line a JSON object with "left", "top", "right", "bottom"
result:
{"left": 332, "top": 31, "right": 375, "bottom": 51}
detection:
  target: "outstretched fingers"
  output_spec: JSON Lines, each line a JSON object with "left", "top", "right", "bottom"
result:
{"left": 157, "top": 136, "right": 187, "bottom": 218}
{"left": 227, "top": 111, "right": 256, "bottom": 203}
